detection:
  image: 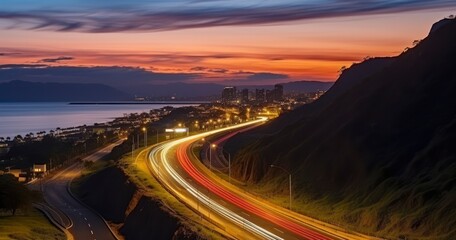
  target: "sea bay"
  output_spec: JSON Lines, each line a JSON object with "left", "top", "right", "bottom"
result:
{"left": 0, "top": 102, "right": 197, "bottom": 138}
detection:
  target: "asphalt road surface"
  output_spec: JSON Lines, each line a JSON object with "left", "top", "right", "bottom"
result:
{"left": 38, "top": 141, "right": 122, "bottom": 240}
{"left": 147, "top": 119, "right": 379, "bottom": 240}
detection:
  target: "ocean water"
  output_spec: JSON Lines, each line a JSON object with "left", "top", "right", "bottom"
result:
{"left": 0, "top": 102, "right": 196, "bottom": 138}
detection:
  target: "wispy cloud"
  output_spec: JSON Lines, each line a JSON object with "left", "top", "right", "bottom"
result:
{"left": 0, "top": 64, "right": 47, "bottom": 69}
{"left": 0, "top": 64, "right": 293, "bottom": 86}
{"left": 221, "top": 72, "right": 290, "bottom": 85}
{"left": 0, "top": 47, "right": 364, "bottom": 64}
{"left": 189, "top": 66, "right": 229, "bottom": 74}
{"left": 0, "top": 52, "right": 20, "bottom": 56}
{"left": 0, "top": 1, "right": 454, "bottom": 32}
{"left": 246, "top": 72, "right": 288, "bottom": 81}
{"left": 0, "top": 65, "right": 201, "bottom": 85}
{"left": 37, "top": 56, "right": 74, "bottom": 63}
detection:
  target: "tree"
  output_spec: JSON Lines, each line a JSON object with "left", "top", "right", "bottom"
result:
{"left": 338, "top": 66, "right": 347, "bottom": 75}
{"left": 0, "top": 174, "right": 36, "bottom": 215}
{"left": 14, "top": 135, "right": 23, "bottom": 143}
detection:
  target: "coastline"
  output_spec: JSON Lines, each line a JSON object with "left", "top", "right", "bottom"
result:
{"left": 0, "top": 102, "right": 201, "bottom": 139}
{"left": 69, "top": 101, "right": 209, "bottom": 105}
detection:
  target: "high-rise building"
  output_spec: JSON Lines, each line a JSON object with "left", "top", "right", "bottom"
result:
{"left": 222, "top": 87, "right": 237, "bottom": 102}
{"left": 273, "top": 84, "right": 284, "bottom": 101}
{"left": 255, "top": 89, "right": 265, "bottom": 103}
{"left": 241, "top": 89, "right": 249, "bottom": 103}
{"left": 266, "top": 90, "right": 274, "bottom": 103}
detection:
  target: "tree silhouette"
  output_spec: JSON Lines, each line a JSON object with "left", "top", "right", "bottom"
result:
{"left": 338, "top": 66, "right": 347, "bottom": 75}
{"left": 0, "top": 174, "right": 36, "bottom": 215}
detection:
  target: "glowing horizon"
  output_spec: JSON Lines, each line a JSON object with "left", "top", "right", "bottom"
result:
{"left": 0, "top": 1, "right": 455, "bottom": 85}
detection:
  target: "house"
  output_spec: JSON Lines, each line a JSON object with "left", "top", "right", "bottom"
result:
{"left": 32, "top": 164, "right": 47, "bottom": 178}
{"left": 5, "top": 168, "right": 28, "bottom": 182}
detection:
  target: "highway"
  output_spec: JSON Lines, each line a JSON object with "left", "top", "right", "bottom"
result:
{"left": 33, "top": 141, "right": 121, "bottom": 240}
{"left": 147, "top": 119, "right": 377, "bottom": 240}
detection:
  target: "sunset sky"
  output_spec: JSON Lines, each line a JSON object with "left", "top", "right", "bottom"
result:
{"left": 0, "top": 1, "right": 455, "bottom": 85}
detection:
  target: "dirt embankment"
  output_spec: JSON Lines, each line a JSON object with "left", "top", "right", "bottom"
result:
{"left": 77, "top": 166, "right": 201, "bottom": 240}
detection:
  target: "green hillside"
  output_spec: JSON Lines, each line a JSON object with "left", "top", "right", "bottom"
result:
{"left": 227, "top": 18, "right": 456, "bottom": 240}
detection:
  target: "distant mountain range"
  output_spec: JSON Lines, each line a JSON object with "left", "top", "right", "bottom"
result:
{"left": 225, "top": 18, "right": 456, "bottom": 239}
{"left": 0, "top": 80, "right": 131, "bottom": 101}
{"left": 0, "top": 80, "right": 333, "bottom": 101}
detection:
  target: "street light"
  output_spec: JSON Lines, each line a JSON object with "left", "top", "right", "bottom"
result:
{"left": 202, "top": 138, "right": 231, "bottom": 182}
{"left": 201, "top": 138, "right": 213, "bottom": 171}
{"left": 212, "top": 144, "right": 231, "bottom": 183}
{"left": 270, "top": 164, "right": 292, "bottom": 210}
{"left": 210, "top": 143, "right": 216, "bottom": 171}
{"left": 142, "top": 127, "right": 147, "bottom": 147}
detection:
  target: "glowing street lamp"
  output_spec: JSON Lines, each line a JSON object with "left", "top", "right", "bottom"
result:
{"left": 142, "top": 127, "right": 147, "bottom": 147}
{"left": 270, "top": 164, "right": 292, "bottom": 210}
{"left": 202, "top": 138, "right": 231, "bottom": 181}
{"left": 201, "top": 138, "right": 214, "bottom": 171}
{"left": 210, "top": 143, "right": 217, "bottom": 171}
{"left": 212, "top": 144, "right": 231, "bottom": 183}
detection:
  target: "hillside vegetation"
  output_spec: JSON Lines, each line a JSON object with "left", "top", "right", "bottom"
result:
{"left": 226, "top": 18, "right": 456, "bottom": 239}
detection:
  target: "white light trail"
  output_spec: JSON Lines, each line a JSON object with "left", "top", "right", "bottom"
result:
{"left": 148, "top": 118, "right": 283, "bottom": 240}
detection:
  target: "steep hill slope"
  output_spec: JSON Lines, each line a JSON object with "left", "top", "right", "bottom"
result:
{"left": 229, "top": 18, "right": 456, "bottom": 239}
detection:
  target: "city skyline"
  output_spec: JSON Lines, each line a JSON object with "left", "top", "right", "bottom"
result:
{"left": 0, "top": 1, "right": 454, "bottom": 85}
{"left": 1, "top": 4, "right": 455, "bottom": 239}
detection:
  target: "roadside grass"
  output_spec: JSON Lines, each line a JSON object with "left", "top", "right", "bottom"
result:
{"left": 189, "top": 143, "right": 383, "bottom": 238}
{"left": 119, "top": 147, "right": 227, "bottom": 240}
{"left": 70, "top": 159, "right": 113, "bottom": 196}
{"left": 73, "top": 128, "right": 455, "bottom": 240}
{"left": 211, "top": 161, "right": 456, "bottom": 240}
{"left": 0, "top": 208, "right": 65, "bottom": 240}
{"left": 72, "top": 143, "right": 227, "bottom": 240}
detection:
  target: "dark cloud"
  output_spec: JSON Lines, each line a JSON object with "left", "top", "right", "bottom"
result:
{"left": 146, "top": 53, "right": 234, "bottom": 65}
{"left": 0, "top": 52, "right": 20, "bottom": 56}
{"left": 0, "top": 1, "right": 454, "bottom": 32}
{"left": 232, "top": 70, "right": 255, "bottom": 75}
{"left": 246, "top": 72, "right": 289, "bottom": 81}
{"left": 37, "top": 56, "right": 74, "bottom": 63}
{"left": 0, "top": 64, "right": 291, "bottom": 87}
{"left": 221, "top": 72, "right": 290, "bottom": 85}
{"left": 1, "top": 46, "right": 362, "bottom": 63}
{"left": 190, "top": 66, "right": 207, "bottom": 71}
{"left": 0, "top": 64, "right": 47, "bottom": 69}
{"left": 190, "top": 66, "right": 229, "bottom": 73}
{"left": 208, "top": 68, "right": 228, "bottom": 73}
{"left": 0, "top": 65, "right": 200, "bottom": 87}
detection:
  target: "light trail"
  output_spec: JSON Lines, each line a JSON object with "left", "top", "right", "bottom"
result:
{"left": 147, "top": 118, "right": 332, "bottom": 240}
{"left": 149, "top": 118, "right": 283, "bottom": 239}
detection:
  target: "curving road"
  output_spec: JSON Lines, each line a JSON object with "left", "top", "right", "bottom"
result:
{"left": 146, "top": 119, "right": 378, "bottom": 240}
{"left": 32, "top": 141, "right": 122, "bottom": 240}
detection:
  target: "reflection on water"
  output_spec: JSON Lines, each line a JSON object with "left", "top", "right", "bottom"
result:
{"left": 0, "top": 102, "right": 194, "bottom": 138}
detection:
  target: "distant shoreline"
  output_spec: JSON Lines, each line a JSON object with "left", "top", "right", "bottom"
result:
{"left": 0, "top": 102, "right": 202, "bottom": 139}
{"left": 69, "top": 101, "right": 210, "bottom": 105}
